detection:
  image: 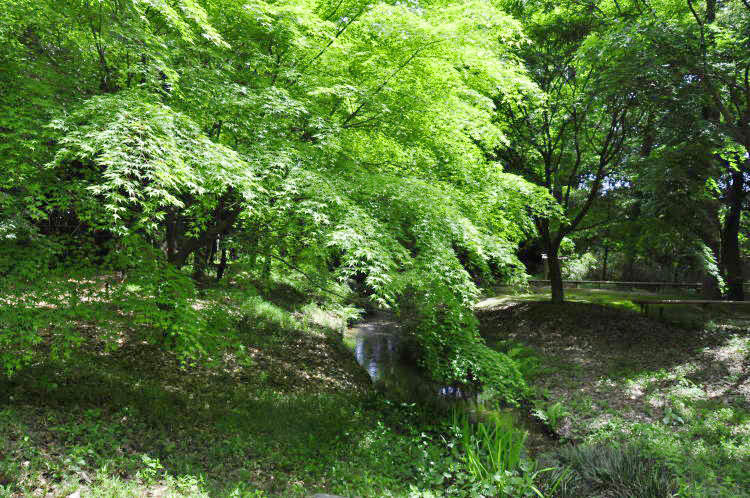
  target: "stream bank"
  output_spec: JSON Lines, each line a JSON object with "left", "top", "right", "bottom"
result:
{"left": 343, "top": 311, "right": 558, "bottom": 456}
{"left": 475, "top": 297, "right": 750, "bottom": 496}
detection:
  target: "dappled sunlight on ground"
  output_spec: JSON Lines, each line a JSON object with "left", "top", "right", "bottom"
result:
{"left": 478, "top": 293, "right": 750, "bottom": 494}
{"left": 478, "top": 298, "right": 750, "bottom": 435}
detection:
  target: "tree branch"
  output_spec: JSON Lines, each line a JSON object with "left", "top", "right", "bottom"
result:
{"left": 341, "top": 43, "right": 437, "bottom": 128}
{"left": 290, "top": 7, "right": 366, "bottom": 86}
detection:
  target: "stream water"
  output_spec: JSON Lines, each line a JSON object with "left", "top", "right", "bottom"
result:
{"left": 344, "top": 313, "right": 446, "bottom": 401}
{"left": 344, "top": 312, "right": 556, "bottom": 455}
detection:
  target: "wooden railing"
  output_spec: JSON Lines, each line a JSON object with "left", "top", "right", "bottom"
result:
{"left": 528, "top": 280, "right": 750, "bottom": 292}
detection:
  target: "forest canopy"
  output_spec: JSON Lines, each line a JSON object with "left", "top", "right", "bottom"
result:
{"left": 1, "top": 0, "right": 748, "bottom": 391}
{"left": 0, "top": 0, "right": 558, "bottom": 393}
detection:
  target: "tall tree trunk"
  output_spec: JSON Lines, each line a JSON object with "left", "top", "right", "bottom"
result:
{"left": 601, "top": 245, "right": 609, "bottom": 281}
{"left": 207, "top": 238, "right": 217, "bottom": 268}
{"left": 261, "top": 249, "right": 272, "bottom": 281}
{"left": 166, "top": 210, "right": 177, "bottom": 261}
{"left": 721, "top": 170, "right": 745, "bottom": 300}
{"left": 216, "top": 247, "right": 228, "bottom": 282}
{"left": 548, "top": 248, "right": 564, "bottom": 304}
{"left": 622, "top": 252, "right": 635, "bottom": 281}
{"left": 170, "top": 189, "right": 241, "bottom": 268}
{"left": 540, "top": 220, "right": 564, "bottom": 303}
{"left": 192, "top": 246, "right": 207, "bottom": 282}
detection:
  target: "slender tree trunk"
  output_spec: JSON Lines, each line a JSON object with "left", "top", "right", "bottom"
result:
{"left": 192, "top": 246, "right": 207, "bottom": 282}
{"left": 216, "top": 247, "right": 228, "bottom": 282}
{"left": 601, "top": 245, "right": 609, "bottom": 281}
{"left": 540, "top": 220, "right": 564, "bottom": 303}
{"left": 166, "top": 210, "right": 177, "bottom": 261}
{"left": 261, "top": 249, "right": 272, "bottom": 281}
{"left": 548, "top": 248, "right": 564, "bottom": 304}
{"left": 248, "top": 229, "right": 260, "bottom": 270}
{"left": 721, "top": 170, "right": 745, "bottom": 300}
{"left": 207, "top": 239, "right": 217, "bottom": 267}
{"left": 622, "top": 252, "right": 635, "bottom": 281}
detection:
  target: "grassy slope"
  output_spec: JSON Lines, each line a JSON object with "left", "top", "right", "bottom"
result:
{"left": 7, "top": 280, "right": 748, "bottom": 498}
{"left": 0, "top": 282, "right": 446, "bottom": 498}
{"left": 477, "top": 288, "right": 750, "bottom": 497}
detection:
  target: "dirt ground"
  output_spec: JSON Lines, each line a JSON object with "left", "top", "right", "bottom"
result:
{"left": 477, "top": 301, "right": 750, "bottom": 441}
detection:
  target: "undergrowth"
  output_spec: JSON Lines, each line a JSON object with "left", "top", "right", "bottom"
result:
{"left": 0, "top": 272, "right": 540, "bottom": 498}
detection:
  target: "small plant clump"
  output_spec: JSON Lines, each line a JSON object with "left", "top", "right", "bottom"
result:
{"left": 537, "top": 443, "right": 679, "bottom": 498}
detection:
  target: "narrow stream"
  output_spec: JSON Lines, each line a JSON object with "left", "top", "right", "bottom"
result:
{"left": 344, "top": 312, "right": 557, "bottom": 455}
{"left": 344, "top": 313, "right": 447, "bottom": 401}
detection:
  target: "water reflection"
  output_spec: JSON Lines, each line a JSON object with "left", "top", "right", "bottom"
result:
{"left": 439, "top": 386, "right": 465, "bottom": 398}
{"left": 354, "top": 331, "right": 398, "bottom": 381}
{"left": 351, "top": 319, "right": 403, "bottom": 382}
{"left": 349, "top": 316, "right": 466, "bottom": 400}
{"left": 346, "top": 314, "right": 557, "bottom": 455}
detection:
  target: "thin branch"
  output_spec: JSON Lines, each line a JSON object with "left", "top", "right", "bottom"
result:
{"left": 576, "top": 217, "right": 617, "bottom": 233}
{"left": 322, "top": 0, "right": 346, "bottom": 21}
{"left": 563, "top": 107, "right": 583, "bottom": 209}
{"left": 685, "top": 0, "right": 703, "bottom": 27}
{"left": 341, "top": 114, "right": 384, "bottom": 129}
{"left": 269, "top": 255, "right": 347, "bottom": 299}
{"left": 290, "top": 7, "right": 366, "bottom": 86}
{"left": 341, "top": 43, "right": 437, "bottom": 127}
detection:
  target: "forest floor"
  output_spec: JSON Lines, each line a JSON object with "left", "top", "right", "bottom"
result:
{"left": 4, "top": 282, "right": 750, "bottom": 497}
{"left": 477, "top": 288, "right": 750, "bottom": 497}
{"left": 0, "top": 282, "right": 453, "bottom": 498}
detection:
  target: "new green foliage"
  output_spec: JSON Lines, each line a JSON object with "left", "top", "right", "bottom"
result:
{"left": 0, "top": 0, "right": 554, "bottom": 396}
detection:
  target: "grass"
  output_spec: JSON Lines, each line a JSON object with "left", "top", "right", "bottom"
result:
{"left": 0, "top": 273, "right": 561, "bottom": 498}
{"left": 7, "top": 277, "right": 747, "bottom": 497}
{"left": 0, "top": 275, "right": 453, "bottom": 498}
{"left": 477, "top": 288, "right": 750, "bottom": 497}
{"left": 451, "top": 408, "right": 527, "bottom": 481}
{"left": 538, "top": 443, "right": 679, "bottom": 498}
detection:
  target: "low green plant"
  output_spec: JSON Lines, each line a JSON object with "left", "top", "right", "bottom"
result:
{"left": 532, "top": 401, "right": 571, "bottom": 432}
{"left": 136, "top": 454, "right": 165, "bottom": 484}
{"left": 541, "top": 443, "right": 679, "bottom": 498}
{"left": 238, "top": 295, "right": 300, "bottom": 338}
{"left": 451, "top": 408, "right": 528, "bottom": 481}
{"left": 661, "top": 405, "right": 686, "bottom": 426}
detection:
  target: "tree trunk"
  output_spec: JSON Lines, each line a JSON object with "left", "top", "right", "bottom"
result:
{"left": 721, "top": 170, "right": 745, "bottom": 300}
{"left": 170, "top": 189, "right": 241, "bottom": 268}
{"left": 548, "top": 248, "right": 564, "bottom": 304}
{"left": 216, "top": 247, "right": 228, "bottom": 282}
{"left": 622, "top": 252, "right": 635, "bottom": 281}
{"left": 261, "top": 250, "right": 272, "bottom": 281}
{"left": 207, "top": 238, "right": 217, "bottom": 268}
{"left": 166, "top": 210, "right": 177, "bottom": 261}
{"left": 601, "top": 245, "right": 609, "bottom": 281}
{"left": 192, "top": 246, "right": 207, "bottom": 282}
{"left": 539, "top": 219, "right": 564, "bottom": 303}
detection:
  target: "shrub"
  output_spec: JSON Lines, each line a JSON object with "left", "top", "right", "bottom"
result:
{"left": 401, "top": 275, "right": 528, "bottom": 405}
{"left": 538, "top": 443, "right": 679, "bottom": 498}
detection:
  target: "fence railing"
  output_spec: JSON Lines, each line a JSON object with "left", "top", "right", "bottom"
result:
{"left": 528, "top": 280, "right": 750, "bottom": 292}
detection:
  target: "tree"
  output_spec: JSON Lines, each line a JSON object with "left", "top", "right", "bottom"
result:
{"left": 493, "top": 1, "right": 640, "bottom": 303}
{"left": 0, "top": 0, "right": 556, "bottom": 397}
{"left": 590, "top": 0, "right": 750, "bottom": 299}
